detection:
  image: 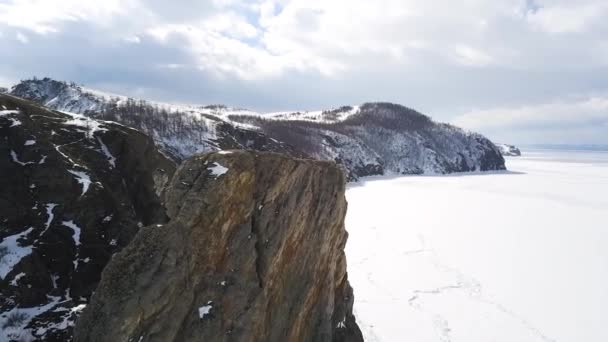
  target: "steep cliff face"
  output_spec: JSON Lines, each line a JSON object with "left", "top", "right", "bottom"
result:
{"left": 11, "top": 78, "right": 506, "bottom": 180}
{"left": 74, "top": 151, "right": 363, "bottom": 342}
{"left": 0, "top": 94, "right": 176, "bottom": 341}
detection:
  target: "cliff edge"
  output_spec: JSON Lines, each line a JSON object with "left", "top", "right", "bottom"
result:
{"left": 74, "top": 151, "right": 363, "bottom": 342}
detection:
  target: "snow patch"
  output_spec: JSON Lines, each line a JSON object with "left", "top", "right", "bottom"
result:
{"left": 24, "top": 140, "right": 36, "bottom": 146}
{"left": 0, "top": 227, "right": 34, "bottom": 279}
{"left": 0, "top": 295, "right": 62, "bottom": 341}
{"left": 10, "top": 150, "right": 34, "bottom": 166}
{"left": 10, "top": 272, "right": 25, "bottom": 286}
{"left": 40, "top": 203, "right": 58, "bottom": 236}
{"left": 9, "top": 118, "right": 21, "bottom": 127}
{"left": 62, "top": 220, "right": 82, "bottom": 270}
{"left": 1, "top": 110, "right": 23, "bottom": 127}
{"left": 68, "top": 170, "right": 92, "bottom": 196}
{"left": 0, "top": 109, "right": 19, "bottom": 115}
{"left": 62, "top": 111, "right": 107, "bottom": 139}
{"left": 198, "top": 302, "right": 213, "bottom": 319}
{"left": 217, "top": 150, "right": 233, "bottom": 155}
{"left": 96, "top": 136, "right": 116, "bottom": 167}
{"left": 61, "top": 221, "right": 81, "bottom": 246}
{"left": 208, "top": 162, "right": 229, "bottom": 177}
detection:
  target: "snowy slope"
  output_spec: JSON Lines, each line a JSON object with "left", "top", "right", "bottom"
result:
{"left": 11, "top": 78, "right": 506, "bottom": 179}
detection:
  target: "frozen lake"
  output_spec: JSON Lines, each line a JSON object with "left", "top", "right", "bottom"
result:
{"left": 345, "top": 149, "right": 608, "bottom": 342}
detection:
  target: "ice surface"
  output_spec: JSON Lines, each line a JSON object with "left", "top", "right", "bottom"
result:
{"left": 346, "top": 149, "right": 608, "bottom": 342}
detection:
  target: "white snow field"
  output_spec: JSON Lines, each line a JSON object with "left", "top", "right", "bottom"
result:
{"left": 345, "top": 149, "right": 608, "bottom": 342}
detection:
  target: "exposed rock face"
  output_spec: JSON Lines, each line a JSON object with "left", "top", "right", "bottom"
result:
{"left": 12, "top": 78, "right": 506, "bottom": 180}
{"left": 0, "top": 94, "right": 176, "bottom": 340}
{"left": 74, "top": 151, "right": 363, "bottom": 342}
{"left": 496, "top": 143, "right": 522, "bottom": 156}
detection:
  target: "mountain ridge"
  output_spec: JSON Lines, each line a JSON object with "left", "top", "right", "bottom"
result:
{"left": 11, "top": 78, "right": 506, "bottom": 179}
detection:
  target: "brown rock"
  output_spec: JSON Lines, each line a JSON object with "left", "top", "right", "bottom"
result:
{"left": 74, "top": 151, "right": 363, "bottom": 342}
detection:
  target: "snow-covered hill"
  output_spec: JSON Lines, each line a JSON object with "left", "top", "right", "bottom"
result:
{"left": 11, "top": 78, "right": 506, "bottom": 179}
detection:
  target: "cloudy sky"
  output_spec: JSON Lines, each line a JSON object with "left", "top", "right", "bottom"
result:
{"left": 1, "top": 0, "right": 608, "bottom": 145}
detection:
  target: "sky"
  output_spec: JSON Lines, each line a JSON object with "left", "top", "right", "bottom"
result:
{"left": 1, "top": 0, "right": 608, "bottom": 145}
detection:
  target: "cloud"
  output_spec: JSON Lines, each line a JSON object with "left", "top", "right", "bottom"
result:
{"left": 0, "top": 0, "right": 607, "bottom": 145}
{"left": 452, "top": 96, "right": 608, "bottom": 144}
{"left": 0, "top": 0, "right": 138, "bottom": 34}
{"left": 525, "top": 1, "right": 608, "bottom": 34}
{"left": 16, "top": 32, "right": 29, "bottom": 44}
{"left": 453, "top": 96, "right": 608, "bottom": 130}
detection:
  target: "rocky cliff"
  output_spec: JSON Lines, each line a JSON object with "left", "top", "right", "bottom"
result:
{"left": 11, "top": 78, "right": 506, "bottom": 180}
{"left": 74, "top": 151, "right": 363, "bottom": 342}
{"left": 0, "top": 93, "right": 176, "bottom": 340}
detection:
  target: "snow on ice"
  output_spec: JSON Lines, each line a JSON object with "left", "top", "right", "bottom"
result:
{"left": 346, "top": 149, "right": 608, "bottom": 342}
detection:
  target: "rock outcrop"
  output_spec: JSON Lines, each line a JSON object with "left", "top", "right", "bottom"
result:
{"left": 496, "top": 143, "right": 522, "bottom": 156}
{"left": 0, "top": 94, "right": 176, "bottom": 340}
{"left": 74, "top": 151, "right": 363, "bottom": 342}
